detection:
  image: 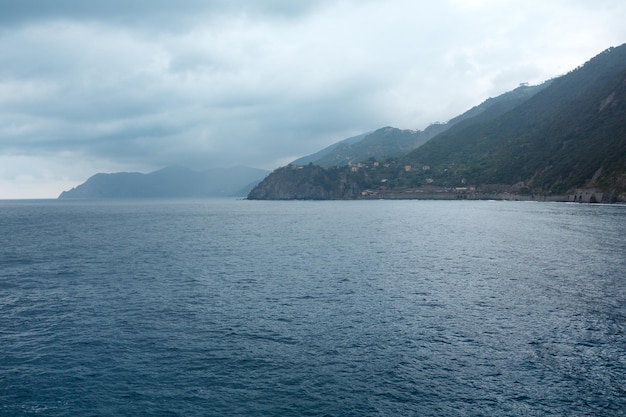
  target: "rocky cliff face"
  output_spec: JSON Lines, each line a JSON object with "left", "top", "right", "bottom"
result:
{"left": 247, "top": 164, "right": 360, "bottom": 200}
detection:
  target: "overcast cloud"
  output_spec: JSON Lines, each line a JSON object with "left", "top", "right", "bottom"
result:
{"left": 1, "top": 0, "right": 625, "bottom": 198}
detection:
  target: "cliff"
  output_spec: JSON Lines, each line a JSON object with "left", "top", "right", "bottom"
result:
{"left": 247, "top": 164, "right": 360, "bottom": 200}
{"left": 247, "top": 44, "right": 626, "bottom": 201}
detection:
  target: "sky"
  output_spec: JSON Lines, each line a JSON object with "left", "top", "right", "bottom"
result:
{"left": 1, "top": 0, "right": 626, "bottom": 198}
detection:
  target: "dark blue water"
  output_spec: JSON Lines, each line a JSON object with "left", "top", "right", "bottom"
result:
{"left": 1, "top": 199, "right": 625, "bottom": 416}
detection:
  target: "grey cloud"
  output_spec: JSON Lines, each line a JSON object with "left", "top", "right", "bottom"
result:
{"left": 1, "top": 0, "right": 626, "bottom": 198}
{"left": 0, "top": 0, "right": 331, "bottom": 29}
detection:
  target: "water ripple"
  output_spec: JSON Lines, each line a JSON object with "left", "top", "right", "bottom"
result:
{"left": 1, "top": 200, "right": 625, "bottom": 416}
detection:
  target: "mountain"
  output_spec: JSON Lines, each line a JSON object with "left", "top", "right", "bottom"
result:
{"left": 248, "top": 44, "right": 626, "bottom": 201}
{"left": 59, "top": 166, "right": 269, "bottom": 199}
{"left": 396, "top": 44, "right": 626, "bottom": 194}
{"left": 289, "top": 83, "right": 548, "bottom": 168}
{"left": 290, "top": 132, "right": 370, "bottom": 166}
{"left": 296, "top": 127, "right": 428, "bottom": 167}
{"left": 247, "top": 164, "right": 360, "bottom": 200}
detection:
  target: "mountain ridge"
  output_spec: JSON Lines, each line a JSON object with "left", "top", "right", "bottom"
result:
{"left": 248, "top": 44, "right": 626, "bottom": 201}
{"left": 59, "top": 166, "right": 268, "bottom": 199}
{"left": 397, "top": 44, "right": 626, "bottom": 193}
{"left": 290, "top": 82, "right": 548, "bottom": 168}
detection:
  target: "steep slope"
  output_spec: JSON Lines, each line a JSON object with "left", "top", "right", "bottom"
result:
{"left": 290, "top": 132, "right": 370, "bottom": 166}
{"left": 310, "top": 127, "right": 428, "bottom": 167}
{"left": 59, "top": 166, "right": 269, "bottom": 199}
{"left": 247, "top": 164, "right": 360, "bottom": 200}
{"left": 400, "top": 44, "right": 626, "bottom": 194}
{"left": 248, "top": 44, "right": 626, "bottom": 200}
{"left": 290, "top": 83, "right": 547, "bottom": 168}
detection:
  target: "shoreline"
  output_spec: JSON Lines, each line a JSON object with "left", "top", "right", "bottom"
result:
{"left": 358, "top": 188, "right": 624, "bottom": 203}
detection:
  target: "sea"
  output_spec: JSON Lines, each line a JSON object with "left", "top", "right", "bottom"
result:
{"left": 1, "top": 199, "right": 625, "bottom": 416}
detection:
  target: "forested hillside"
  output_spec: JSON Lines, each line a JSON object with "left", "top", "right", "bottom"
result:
{"left": 291, "top": 83, "right": 547, "bottom": 168}
{"left": 249, "top": 44, "right": 626, "bottom": 201}
{"left": 399, "top": 45, "right": 626, "bottom": 194}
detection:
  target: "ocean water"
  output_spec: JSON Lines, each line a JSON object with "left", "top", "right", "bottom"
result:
{"left": 1, "top": 199, "right": 625, "bottom": 416}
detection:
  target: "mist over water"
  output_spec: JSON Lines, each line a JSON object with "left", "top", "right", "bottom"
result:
{"left": 1, "top": 200, "right": 625, "bottom": 416}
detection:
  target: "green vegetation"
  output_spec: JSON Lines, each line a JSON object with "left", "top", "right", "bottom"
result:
{"left": 248, "top": 44, "right": 626, "bottom": 200}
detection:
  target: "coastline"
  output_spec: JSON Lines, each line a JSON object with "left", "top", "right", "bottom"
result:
{"left": 358, "top": 187, "right": 624, "bottom": 203}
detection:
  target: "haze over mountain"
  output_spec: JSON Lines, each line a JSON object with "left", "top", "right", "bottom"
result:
{"left": 59, "top": 166, "right": 268, "bottom": 199}
{"left": 248, "top": 44, "right": 626, "bottom": 201}
{"left": 291, "top": 82, "right": 548, "bottom": 168}
{"left": 3, "top": 1, "right": 626, "bottom": 199}
{"left": 398, "top": 44, "right": 626, "bottom": 194}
